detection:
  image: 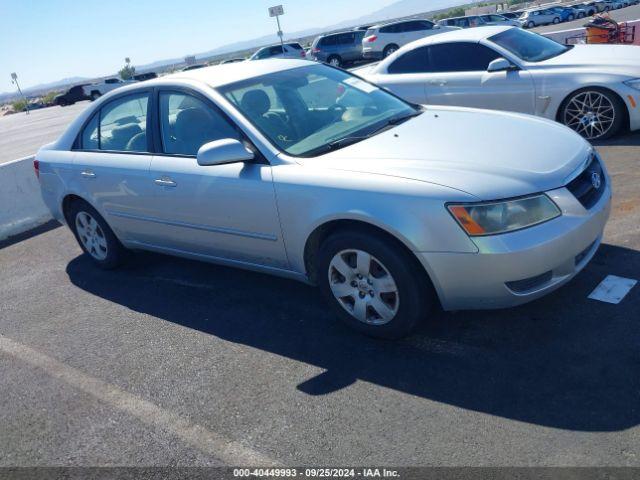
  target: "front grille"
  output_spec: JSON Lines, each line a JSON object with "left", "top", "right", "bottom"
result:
{"left": 506, "top": 270, "right": 553, "bottom": 293}
{"left": 566, "top": 155, "right": 606, "bottom": 209}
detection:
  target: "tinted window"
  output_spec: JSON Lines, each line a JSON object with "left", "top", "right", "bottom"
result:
{"left": 489, "top": 28, "right": 569, "bottom": 62}
{"left": 320, "top": 35, "right": 337, "bottom": 46}
{"left": 105, "top": 78, "right": 120, "bottom": 84}
{"left": 337, "top": 32, "right": 356, "bottom": 44}
{"left": 388, "top": 46, "right": 429, "bottom": 73}
{"left": 82, "top": 93, "right": 149, "bottom": 152}
{"left": 159, "top": 92, "right": 239, "bottom": 156}
{"left": 380, "top": 23, "right": 400, "bottom": 33}
{"left": 269, "top": 45, "right": 284, "bottom": 55}
{"left": 428, "top": 43, "right": 501, "bottom": 72}
{"left": 287, "top": 43, "right": 303, "bottom": 50}
{"left": 402, "top": 21, "right": 426, "bottom": 32}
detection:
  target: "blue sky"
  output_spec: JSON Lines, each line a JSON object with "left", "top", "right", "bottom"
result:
{"left": 1, "top": 0, "right": 393, "bottom": 92}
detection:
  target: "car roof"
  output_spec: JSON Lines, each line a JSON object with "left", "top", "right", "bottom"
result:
{"left": 164, "top": 59, "right": 312, "bottom": 88}
{"left": 408, "top": 25, "right": 511, "bottom": 45}
{"left": 371, "top": 18, "right": 430, "bottom": 29}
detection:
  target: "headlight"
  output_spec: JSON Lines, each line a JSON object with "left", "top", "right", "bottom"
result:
{"left": 624, "top": 78, "right": 640, "bottom": 91}
{"left": 447, "top": 194, "right": 561, "bottom": 236}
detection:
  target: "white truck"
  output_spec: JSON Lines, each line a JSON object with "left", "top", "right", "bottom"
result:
{"left": 82, "top": 78, "right": 135, "bottom": 101}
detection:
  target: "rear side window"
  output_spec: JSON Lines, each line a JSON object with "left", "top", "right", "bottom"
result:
{"left": 320, "top": 35, "right": 338, "bottom": 46}
{"left": 428, "top": 43, "right": 501, "bottom": 72}
{"left": 159, "top": 92, "right": 239, "bottom": 156}
{"left": 80, "top": 93, "right": 149, "bottom": 152}
{"left": 388, "top": 46, "right": 429, "bottom": 73}
{"left": 287, "top": 43, "right": 303, "bottom": 50}
{"left": 380, "top": 23, "right": 401, "bottom": 33}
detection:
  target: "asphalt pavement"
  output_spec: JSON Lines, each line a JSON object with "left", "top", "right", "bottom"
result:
{"left": 0, "top": 132, "right": 638, "bottom": 467}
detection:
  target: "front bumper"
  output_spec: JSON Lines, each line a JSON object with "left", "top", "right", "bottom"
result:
{"left": 417, "top": 183, "right": 612, "bottom": 311}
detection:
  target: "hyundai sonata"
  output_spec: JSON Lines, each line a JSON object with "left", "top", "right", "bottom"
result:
{"left": 36, "top": 60, "right": 611, "bottom": 338}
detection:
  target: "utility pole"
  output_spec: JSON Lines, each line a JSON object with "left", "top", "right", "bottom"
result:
{"left": 10, "top": 72, "right": 29, "bottom": 115}
{"left": 268, "top": 5, "right": 285, "bottom": 49}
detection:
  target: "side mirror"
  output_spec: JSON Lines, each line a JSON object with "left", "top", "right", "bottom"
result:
{"left": 197, "top": 139, "right": 254, "bottom": 166}
{"left": 487, "top": 57, "right": 517, "bottom": 73}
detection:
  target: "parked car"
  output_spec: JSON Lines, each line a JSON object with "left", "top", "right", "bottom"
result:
{"left": 520, "top": 8, "right": 561, "bottom": 28}
{"left": 250, "top": 42, "right": 306, "bottom": 60}
{"left": 574, "top": 1, "right": 599, "bottom": 15}
{"left": 133, "top": 72, "right": 158, "bottom": 81}
{"left": 546, "top": 6, "right": 581, "bottom": 21}
{"left": 36, "top": 59, "right": 611, "bottom": 338}
{"left": 83, "top": 78, "right": 134, "bottom": 101}
{"left": 54, "top": 84, "right": 89, "bottom": 106}
{"left": 362, "top": 19, "right": 458, "bottom": 59}
{"left": 438, "top": 14, "right": 520, "bottom": 28}
{"left": 309, "top": 30, "right": 366, "bottom": 67}
{"left": 360, "top": 26, "right": 640, "bottom": 140}
{"left": 496, "top": 11, "right": 522, "bottom": 19}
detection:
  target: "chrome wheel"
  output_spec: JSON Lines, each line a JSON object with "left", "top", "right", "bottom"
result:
{"left": 75, "top": 211, "right": 108, "bottom": 260}
{"left": 328, "top": 57, "right": 341, "bottom": 67}
{"left": 328, "top": 249, "right": 399, "bottom": 325}
{"left": 384, "top": 46, "right": 397, "bottom": 57}
{"left": 563, "top": 91, "right": 616, "bottom": 140}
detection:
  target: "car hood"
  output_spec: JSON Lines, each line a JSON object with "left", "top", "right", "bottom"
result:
{"left": 532, "top": 44, "right": 640, "bottom": 76}
{"left": 301, "top": 106, "right": 591, "bottom": 200}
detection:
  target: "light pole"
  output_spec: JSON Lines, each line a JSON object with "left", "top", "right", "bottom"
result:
{"left": 10, "top": 72, "right": 29, "bottom": 115}
{"left": 268, "top": 5, "right": 285, "bottom": 50}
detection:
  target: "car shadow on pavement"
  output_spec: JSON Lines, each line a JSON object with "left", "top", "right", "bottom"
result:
{"left": 66, "top": 242, "right": 639, "bottom": 432}
{"left": 592, "top": 130, "right": 640, "bottom": 147}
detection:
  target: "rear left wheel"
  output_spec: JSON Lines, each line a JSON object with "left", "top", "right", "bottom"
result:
{"left": 317, "top": 230, "right": 434, "bottom": 339}
{"left": 68, "top": 200, "right": 127, "bottom": 269}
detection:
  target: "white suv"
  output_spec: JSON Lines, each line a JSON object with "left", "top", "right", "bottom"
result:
{"left": 362, "top": 19, "right": 458, "bottom": 59}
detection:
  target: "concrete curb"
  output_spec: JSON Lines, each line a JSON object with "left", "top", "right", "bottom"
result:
{"left": 0, "top": 155, "right": 52, "bottom": 241}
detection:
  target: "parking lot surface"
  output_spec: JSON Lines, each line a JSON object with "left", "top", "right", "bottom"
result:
{"left": 0, "top": 102, "right": 89, "bottom": 164}
{"left": 0, "top": 131, "right": 638, "bottom": 466}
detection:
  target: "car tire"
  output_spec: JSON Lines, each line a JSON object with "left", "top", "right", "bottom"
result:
{"left": 568, "top": 14, "right": 575, "bottom": 20}
{"left": 553, "top": 16, "right": 560, "bottom": 24}
{"left": 327, "top": 55, "right": 342, "bottom": 68}
{"left": 90, "top": 91, "right": 101, "bottom": 101}
{"left": 527, "top": 21, "right": 535, "bottom": 28}
{"left": 68, "top": 199, "right": 127, "bottom": 269}
{"left": 383, "top": 44, "right": 399, "bottom": 58}
{"left": 560, "top": 87, "right": 625, "bottom": 141}
{"left": 317, "top": 229, "right": 435, "bottom": 339}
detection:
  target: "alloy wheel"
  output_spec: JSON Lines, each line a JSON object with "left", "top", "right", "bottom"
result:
{"left": 563, "top": 91, "right": 616, "bottom": 140}
{"left": 328, "top": 57, "right": 341, "bottom": 67}
{"left": 75, "top": 211, "right": 108, "bottom": 260}
{"left": 328, "top": 249, "right": 399, "bottom": 325}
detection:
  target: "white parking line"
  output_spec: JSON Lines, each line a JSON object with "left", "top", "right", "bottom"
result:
{"left": 0, "top": 334, "right": 278, "bottom": 466}
{"left": 588, "top": 275, "right": 638, "bottom": 304}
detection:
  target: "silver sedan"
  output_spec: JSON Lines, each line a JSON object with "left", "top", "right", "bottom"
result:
{"left": 36, "top": 60, "right": 611, "bottom": 338}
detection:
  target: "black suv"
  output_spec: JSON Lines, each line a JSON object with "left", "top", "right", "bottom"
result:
{"left": 54, "top": 85, "right": 89, "bottom": 106}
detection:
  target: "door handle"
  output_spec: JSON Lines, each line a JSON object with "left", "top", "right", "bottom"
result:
{"left": 80, "top": 170, "right": 96, "bottom": 178}
{"left": 429, "top": 79, "right": 447, "bottom": 86}
{"left": 154, "top": 177, "right": 177, "bottom": 187}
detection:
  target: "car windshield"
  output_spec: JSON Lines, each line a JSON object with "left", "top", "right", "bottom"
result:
{"left": 219, "top": 64, "right": 419, "bottom": 157}
{"left": 489, "top": 28, "right": 570, "bottom": 62}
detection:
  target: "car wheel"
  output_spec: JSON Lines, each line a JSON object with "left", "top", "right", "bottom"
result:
{"left": 327, "top": 55, "right": 342, "bottom": 68}
{"left": 383, "top": 44, "right": 399, "bottom": 57}
{"left": 561, "top": 88, "right": 624, "bottom": 140}
{"left": 90, "top": 91, "right": 101, "bottom": 101}
{"left": 527, "top": 21, "right": 535, "bottom": 28}
{"left": 68, "top": 200, "right": 127, "bottom": 269}
{"left": 553, "top": 16, "right": 560, "bottom": 23}
{"left": 568, "top": 14, "right": 575, "bottom": 20}
{"left": 604, "top": 6, "right": 610, "bottom": 10}
{"left": 317, "top": 230, "right": 434, "bottom": 339}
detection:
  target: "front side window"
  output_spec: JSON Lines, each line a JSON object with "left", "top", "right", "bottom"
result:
{"left": 489, "top": 28, "right": 570, "bottom": 62}
{"left": 220, "top": 64, "right": 418, "bottom": 157}
{"left": 428, "top": 43, "right": 501, "bottom": 72}
{"left": 80, "top": 93, "right": 149, "bottom": 151}
{"left": 159, "top": 92, "right": 239, "bottom": 156}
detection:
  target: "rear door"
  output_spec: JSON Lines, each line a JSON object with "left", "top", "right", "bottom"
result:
{"left": 72, "top": 91, "right": 157, "bottom": 243}
{"left": 145, "top": 88, "right": 288, "bottom": 268}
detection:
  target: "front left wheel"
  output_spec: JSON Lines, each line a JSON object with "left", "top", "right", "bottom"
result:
{"left": 317, "top": 230, "right": 435, "bottom": 339}
{"left": 560, "top": 88, "right": 624, "bottom": 140}
{"left": 68, "top": 200, "right": 127, "bottom": 269}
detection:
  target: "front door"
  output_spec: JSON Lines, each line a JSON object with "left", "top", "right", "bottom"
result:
{"left": 145, "top": 89, "right": 288, "bottom": 269}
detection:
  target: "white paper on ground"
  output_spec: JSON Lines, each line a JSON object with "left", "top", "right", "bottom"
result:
{"left": 588, "top": 275, "right": 637, "bottom": 304}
